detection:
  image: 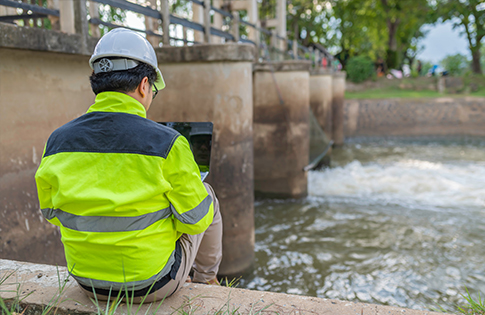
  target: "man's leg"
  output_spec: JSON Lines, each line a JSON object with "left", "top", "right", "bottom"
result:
{"left": 79, "top": 183, "right": 222, "bottom": 302}
{"left": 191, "top": 183, "right": 223, "bottom": 283}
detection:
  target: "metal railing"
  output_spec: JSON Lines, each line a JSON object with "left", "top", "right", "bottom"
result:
{"left": 0, "top": 0, "right": 334, "bottom": 64}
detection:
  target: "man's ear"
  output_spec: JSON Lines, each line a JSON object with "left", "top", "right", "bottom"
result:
{"left": 138, "top": 76, "right": 150, "bottom": 99}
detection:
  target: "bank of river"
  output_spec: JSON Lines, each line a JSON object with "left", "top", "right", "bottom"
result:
{"left": 240, "top": 137, "right": 485, "bottom": 313}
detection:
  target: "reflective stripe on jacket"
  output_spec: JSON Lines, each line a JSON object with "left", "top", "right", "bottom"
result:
{"left": 35, "top": 91, "right": 214, "bottom": 291}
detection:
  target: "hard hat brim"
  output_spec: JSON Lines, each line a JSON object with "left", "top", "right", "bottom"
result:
{"left": 155, "top": 68, "right": 166, "bottom": 90}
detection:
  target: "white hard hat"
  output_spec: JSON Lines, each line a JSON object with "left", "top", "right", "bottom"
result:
{"left": 89, "top": 28, "right": 165, "bottom": 89}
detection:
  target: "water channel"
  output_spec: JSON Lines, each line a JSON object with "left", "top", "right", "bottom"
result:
{"left": 240, "top": 137, "right": 485, "bottom": 312}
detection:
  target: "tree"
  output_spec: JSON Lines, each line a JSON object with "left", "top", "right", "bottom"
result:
{"left": 435, "top": 0, "right": 485, "bottom": 74}
{"left": 326, "top": 0, "right": 431, "bottom": 70}
{"left": 329, "top": 0, "right": 387, "bottom": 66}
{"left": 440, "top": 53, "right": 470, "bottom": 75}
{"left": 379, "top": 0, "right": 431, "bottom": 70}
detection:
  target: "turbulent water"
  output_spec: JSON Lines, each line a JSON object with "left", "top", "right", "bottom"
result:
{"left": 240, "top": 138, "right": 485, "bottom": 312}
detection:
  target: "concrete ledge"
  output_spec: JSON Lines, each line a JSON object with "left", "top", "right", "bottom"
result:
{"left": 0, "top": 23, "right": 98, "bottom": 55}
{"left": 310, "top": 68, "right": 334, "bottom": 76}
{"left": 333, "top": 71, "right": 347, "bottom": 78}
{"left": 0, "top": 259, "right": 448, "bottom": 315}
{"left": 253, "top": 60, "right": 312, "bottom": 72}
{"left": 155, "top": 44, "right": 255, "bottom": 63}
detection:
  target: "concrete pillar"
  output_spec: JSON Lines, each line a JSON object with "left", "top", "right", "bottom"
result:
{"left": 46, "top": 0, "right": 60, "bottom": 30}
{"left": 212, "top": 0, "right": 223, "bottom": 43}
{"left": 310, "top": 69, "right": 333, "bottom": 136}
{"left": 276, "top": 0, "right": 286, "bottom": 52}
{"left": 88, "top": 1, "right": 100, "bottom": 38}
{"left": 192, "top": 2, "right": 204, "bottom": 43}
{"left": 331, "top": 71, "right": 346, "bottom": 146}
{"left": 247, "top": 0, "right": 259, "bottom": 46}
{"left": 0, "top": 46, "right": 94, "bottom": 266}
{"left": 145, "top": 0, "right": 159, "bottom": 47}
{"left": 161, "top": 0, "right": 170, "bottom": 45}
{"left": 148, "top": 44, "right": 255, "bottom": 276}
{"left": 59, "top": 0, "right": 75, "bottom": 34}
{"left": 253, "top": 61, "right": 311, "bottom": 198}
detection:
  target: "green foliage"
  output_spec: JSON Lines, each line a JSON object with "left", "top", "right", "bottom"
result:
{"left": 433, "top": 0, "right": 485, "bottom": 74}
{"left": 440, "top": 53, "right": 470, "bottom": 75}
{"left": 346, "top": 56, "right": 375, "bottom": 83}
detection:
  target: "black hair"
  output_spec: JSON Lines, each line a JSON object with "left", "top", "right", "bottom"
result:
{"left": 89, "top": 61, "right": 157, "bottom": 95}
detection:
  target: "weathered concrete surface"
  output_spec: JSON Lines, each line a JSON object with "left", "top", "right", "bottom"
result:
{"left": 1, "top": 26, "right": 256, "bottom": 276}
{"left": 0, "top": 22, "right": 98, "bottom": 55}
{"left": 344, "top": 97, "right": 485, "bottom": 137}
{"left": 253, "top": 61, "right": 310, "bottom": 199}
{"left": 149, "top": 45, "right": 255, "bottom": 275}
{"left": 310, "top": 69, "right": 333, "bottom": 136}
{"left": 0, "top": 47, "right": 95, "bottom": 266}
{"left": 331, "top": 71, "right": 346, "bottom": 145}
{"left": 156, "top": 43, "right": 256, "bottom": 62}
{"left": 0, "top": 259, "right": 450, "bottom": 315}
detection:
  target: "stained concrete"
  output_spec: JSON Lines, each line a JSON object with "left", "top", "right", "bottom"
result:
{"left": 331, "top": 71, "right": 346, "bottom": 145}
{"left": 0, "top": 47, "right": 94, "bottom": 266}
{"left": 149, "top": 44, "right": 256, "bottom": 276}
{"left": 344, "top": 97, "right": 485, "bottom": 137}
{"left": 0, "top": 22, "right": 98, "bottom": 55}
{"left": 1, "top": 26, "right": 256, "bottom": 276}
{"left": 0, "top": 259, "right": 450, "bottom": 315}
{"left": 253, "top": 61, "right": 311, "bottom": 199}
{"left": 310, "top": 69, "right": 333, "bottom": 136}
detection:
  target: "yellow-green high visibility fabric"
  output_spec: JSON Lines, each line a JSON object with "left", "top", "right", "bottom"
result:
{"left": 35, "top": 92, "right": 214, "bottom": 291}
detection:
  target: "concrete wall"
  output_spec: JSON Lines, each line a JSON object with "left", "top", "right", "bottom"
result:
{"left": 149, "top": 44, "right": 255, "bottom": 275}
{"left": 344, "top": 97, "right": 485, "bottom": 137}
{"left": 331, "top": 71, "right": 346, "bottom": 145}
{"left": 309, "top": 69, "right": 332, "bottom": 135}
{"left": 0, "top": 47, "right": 94, "bottom": 265}
{"left": 253, "top": 61, "right": 311, "bottom": 198}
{"left": 1, "top": 24, "right": 256, "bottom": 275}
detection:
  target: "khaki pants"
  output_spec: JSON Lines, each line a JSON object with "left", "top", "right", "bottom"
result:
{"left": 81, "top": 183, "right": 223, "bottom": 303}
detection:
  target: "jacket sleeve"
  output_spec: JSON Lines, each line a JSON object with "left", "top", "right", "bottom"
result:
{"left": 163, "top": 135, "right": 214, "bottom": 235}
{"left": 34, "top": 145, "right": 61, "bottom": 227}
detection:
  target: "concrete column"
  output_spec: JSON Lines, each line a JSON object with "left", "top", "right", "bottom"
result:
{"left": 203, "top": 0, "right": 211, "bottom": 43}
{"left": 253, "top": 61, "right": 311, "bottom": 198}
{"left": 145, "top": 0, "right": 159, "bottom": 47}
{"left": 191, "top": 2, "right": 204, "bottom": 43}
{"left": 247, "top": 0, "right": 259, "bottom": 46}
{"left": 148, "top": 44, "right": 255, "bottom": 276}
{"left": 331, "top": 71, "right": 346, "bottom": 146}
{"left": 310, "top": 69, "right": 333, "bottom": 137}
{"left": 59, "top": 0, "right": 75, "bottom": 34}
{"left": 212, "top": 0, "right": 223, "bottom": 43}
{"left": 231, "top": 11, "right": 240, "bottom": 42}
{"left": 161, "top": 0, "right": 170, "bottom": 45}
{"left": 88, "top": 1, "right": 100, "bottom": 38}
{"left": 276, "top": 0, "right": 286, "bottom": 52}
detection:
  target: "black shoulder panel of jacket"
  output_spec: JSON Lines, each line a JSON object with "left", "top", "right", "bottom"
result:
{"left": 44, "top": 112, "right": 180, "bottom": 158}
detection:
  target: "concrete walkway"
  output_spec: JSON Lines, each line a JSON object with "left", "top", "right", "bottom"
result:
{"left": 0, "top": 259, "right": 449, "bottom": 315}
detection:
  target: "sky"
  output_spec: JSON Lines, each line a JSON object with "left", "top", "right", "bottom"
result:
{"left": 417, "top": 20, "right": 470, "bottom": 65}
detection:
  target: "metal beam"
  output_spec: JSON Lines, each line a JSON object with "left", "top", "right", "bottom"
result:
{"left": 91, "top": 0, "right": 160, "bottom": 19}
{"left": 0, "top": 0, "right": 59, "bottom": 16}
{"left": 0, "top": 13, "right": 48, "bottom": 21}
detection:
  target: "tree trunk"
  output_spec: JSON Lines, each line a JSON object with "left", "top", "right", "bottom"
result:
{"left": 386, "top": 19, "right": 400, "bottom": 70}
{"left": 471, "top": 45, "right": 483, "bottom": 75}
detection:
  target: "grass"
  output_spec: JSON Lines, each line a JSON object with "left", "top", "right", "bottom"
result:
{"left": 0, "top": 269, "right": 274, "bottom": 315}
{"left": 346, "top": 88, "right": 444, "bottom": 99}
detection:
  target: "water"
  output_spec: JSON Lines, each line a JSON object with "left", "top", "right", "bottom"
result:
{"left": 241, "top": 138, "right": 485, "bottom": 312}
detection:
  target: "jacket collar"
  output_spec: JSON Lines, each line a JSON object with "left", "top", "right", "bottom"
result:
{"left": 86, "top": 92, "right": 147, "bottom": 118}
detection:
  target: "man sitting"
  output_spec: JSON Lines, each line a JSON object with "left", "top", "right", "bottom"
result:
{"left": 35, "top": 28, "right": 222, "bottom": 302}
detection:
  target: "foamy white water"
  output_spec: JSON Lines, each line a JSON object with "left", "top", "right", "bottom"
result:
{"left": 309, "top": 159, "right": 485, "bottom": 208}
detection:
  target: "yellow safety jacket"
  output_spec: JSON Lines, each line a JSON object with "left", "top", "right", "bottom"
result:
{"left": 35, "top": 92, "right": 213, "bottom": 294}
